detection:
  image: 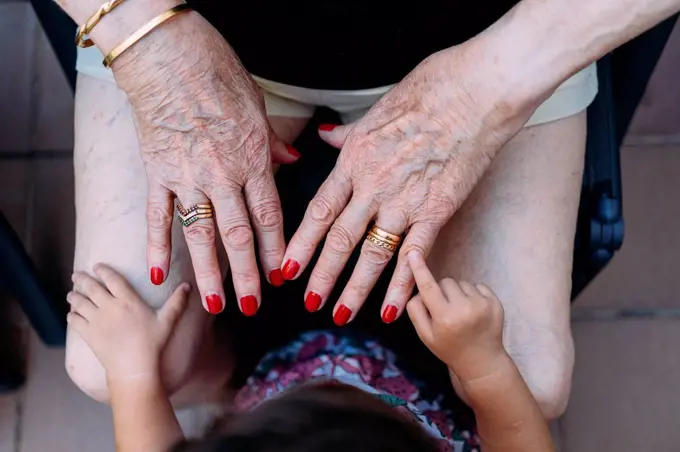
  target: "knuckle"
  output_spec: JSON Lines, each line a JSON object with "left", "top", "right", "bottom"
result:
{"left": 221, "top": 224, "right": 254, "bottom": 250}
{"left": 184, "top": 223, "right": 216, "bottom": 246}
{"left": 391, "top": 275, "right": 413, "bottom": 293}
{"left": 326, "top": 225, "right": 357, "bottom": 255}
{"left": 146, "top": 204, "right": 173, "bottom": 230}
{"left": 259, "top": 244, "right": 283, "bottom": 261}
{"left": 308, "top": 197, "right": 337, "bottom": 225}
{"left": 194, "top": 267, "right": 222, "bottom": 284}
{"left": 440, "top": 312, "right": 458, "bottom": 329}
{"left": 147, "top": 242, "right": 171, "bottom": 257}
{"left": 361, "top": 243, "right": 393, "bottom": 267}
{"left": 312, "top": 267, "right": 336, "bottom": 286}
{"left": 230, "top": 269, "right": 260, "bottom": 287}
{"left": 250, "top": 200, "right": 283, "bottom": 231}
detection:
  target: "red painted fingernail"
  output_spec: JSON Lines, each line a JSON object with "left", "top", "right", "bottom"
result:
{"left": 318, "top": 124, "right": 337, "bottom": 132}
{"left": 382, "top": 305, "right": 398, "bottom": 324}
{"left": 333, "top": 304, "right": 352, "bottom": 326}
{"left": 269, "top": 269, "right": 284, "bottom": 287}
{"left": 282, "top": 259, "right": 300, "bottom": 280}
{"left": 240, "top": 295, "right": 259, "bottom": 317}
{"left": 286, "top": 144, "right": 301, "bottom": 158}
{"left": 305, "top": 291, "right": 322, "bottom": 312}
{"left": 205, "top": 294, "right": 223, "bottom": 315}
{"left": 150, "top": 267, "right": 164, "bottom": 286}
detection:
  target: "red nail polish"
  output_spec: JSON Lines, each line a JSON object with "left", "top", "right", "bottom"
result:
{"left": 282, "top": 259, "right": 300, "bottom": 280}
{"left": 240, "top": 295, "right": 259, "bottom": 317}
{"left": 286, "top": 144, "right": 301, "bottom": 158}
{"left": 205, "top": 294, "right": 223, "bottom": 314}
{"left": 150, "top": 267, "right": 164, "bottom": 285}
{"left": 382, "top": 305, "right": 398, "bottom": 324}
{"left": 269, "top": 269, "right": 284, "bottom": 287}
{"left": 333, "top": 304, "right": 352, "bottom": 326}
{"left": 305, "top": 291, "right": 322, "bottom": 312}
{"left": 319, "top": 124, "right": 337, "bottom": 132}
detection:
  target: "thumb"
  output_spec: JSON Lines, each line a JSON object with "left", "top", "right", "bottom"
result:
{"left": 158, "top": 283, "right": 191, "bottom": 330}
{"left": 270, "top": 133, "right": 301, "bottom": 165}
{"left": 318, "top": 123, "right": 354, "bottom": 149}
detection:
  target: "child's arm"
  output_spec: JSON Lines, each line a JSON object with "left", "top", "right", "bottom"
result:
{"left": 108, "top": 375, "right": 183, "bottom": 452}
{"left": 67, "top": 264, "right": 190, "bottom": 452}
{"left": 457, "top": 354, "right": 554, "bottom": 451}
{"left": 406, "top": 251, "right": 554, "bottom": 452}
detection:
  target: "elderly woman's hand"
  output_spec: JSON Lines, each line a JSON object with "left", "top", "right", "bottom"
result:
{"left": 112, "top": 12, "right": 297, "bottom": 315}
{"left": 281, "top": 39, "right": 543, "bottom": 325}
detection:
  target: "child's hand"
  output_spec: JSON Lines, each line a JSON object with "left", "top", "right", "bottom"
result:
{"left": 406, "top": 250, "right": 507, "bottom": 384}
{"left": 67, "top": 264, "right": 191, "bottom": 383}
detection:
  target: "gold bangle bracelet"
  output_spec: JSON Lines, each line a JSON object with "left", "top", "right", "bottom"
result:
{"left": 102, "top": 3, "right": 192, "bottom": 68}
{"left": 75, "top": 0, "right": 126, "bottom": 48}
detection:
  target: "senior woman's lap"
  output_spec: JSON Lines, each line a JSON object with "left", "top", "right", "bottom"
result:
{"left": 67, "top": 75, "right": 312, "bottom": 403}
{"left": 67, "top": 74, "right": 214, "bottom": 401}
{"left": 428, "top": 111, "right": 586, "bottom": 419}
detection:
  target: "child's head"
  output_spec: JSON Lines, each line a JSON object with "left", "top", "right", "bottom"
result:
{"left": 172, "top": 382, "right": 440, "bottom": 452}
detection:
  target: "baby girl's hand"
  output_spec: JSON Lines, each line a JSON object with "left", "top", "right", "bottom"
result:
{"left": 67, "top": 264, "right": 190, "bottom": 383}
{"left": 406, "top": 250, "right": 507, "bottom": 384}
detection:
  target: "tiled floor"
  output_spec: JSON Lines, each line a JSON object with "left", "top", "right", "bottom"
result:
{"left": 1, "top": 3, "right": 680, "bottom": 452}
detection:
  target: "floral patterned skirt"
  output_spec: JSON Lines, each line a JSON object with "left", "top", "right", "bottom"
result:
{"left": 234, "top": 330, "right": 480, "bottom": 452}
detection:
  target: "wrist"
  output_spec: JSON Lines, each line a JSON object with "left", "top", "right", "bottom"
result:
{"left": 58, "top": 0, "right": 182, "bottom": 56}
{"left": 106, "top": 360, "right": 163, "bottom": 390}
{"left": 456, "top": 352, "right": 518, "bottom": 408}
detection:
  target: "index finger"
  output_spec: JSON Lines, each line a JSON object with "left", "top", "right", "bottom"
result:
{"left": 406, "top": 249, "right": 447, "bottom": 313}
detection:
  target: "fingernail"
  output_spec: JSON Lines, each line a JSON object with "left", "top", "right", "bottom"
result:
{"left": 333, "top": 304, "right": 352, "bottom": 326}
{"left": 318, "top": 124, "right": 337, "bottom": 132}
{"left": 382, "top": 305, "right": 398, "bottom": 324}
{"left": 150, "top": 267, "right": 164, "bottom": 285}
{"left": 205, "top": 294, "right": 223, "bottom": 314}
{"left": 282, "top": 259, "right": 300, "bottom": 280}
{"left": 305, "top": 291, "right": 322, "bottom": 312}
{"left": 240, "top": 295, "right": 259, "bottom": 317}
{"left": 286, "top": 144, "right": 301, "bottom": 158}
{"left": 269, "top": 269, "right": 284, "bottom": 287}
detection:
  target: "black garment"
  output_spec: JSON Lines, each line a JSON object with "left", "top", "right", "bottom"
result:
{"left": 189, "top": 1, "right": 520, "bottom": 90}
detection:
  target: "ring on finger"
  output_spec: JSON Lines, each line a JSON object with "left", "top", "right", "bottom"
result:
{"left": 176, "top": 201, "right": 214, "bottom": 227}
{"left": 365, "top": 224, "right": 402, "bottom": 252}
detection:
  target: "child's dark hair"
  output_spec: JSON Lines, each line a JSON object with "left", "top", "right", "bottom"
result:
{"left": 172, "top": 382, "right": 440, "bottom": 452}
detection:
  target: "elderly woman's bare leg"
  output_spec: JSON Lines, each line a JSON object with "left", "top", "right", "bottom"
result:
{"left": 67, "top": 74, "right": 308, "bottom": 403}
{"left": 428, "top": 112, "right": 587, "bottom": 420}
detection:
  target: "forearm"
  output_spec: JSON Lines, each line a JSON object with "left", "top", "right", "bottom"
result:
{"left": 109, "top": 374, "right": 183, "bottom": 452}
{"left": 458, "top": 354, "right": 555, "bottom": 452}
{"left": 481, "top": 0, "right": 680, "bottom": 110}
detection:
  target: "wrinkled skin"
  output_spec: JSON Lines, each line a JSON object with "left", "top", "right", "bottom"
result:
{"left": 283, "top": 46, "right": 541, "bottom": 322}
{"left": 112, "top": 13, "right": 296, "bottom": 313}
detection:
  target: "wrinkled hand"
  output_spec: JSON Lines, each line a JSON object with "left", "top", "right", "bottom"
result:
{"left": 113, "top": 12, "right": 298, "bottom": 315}
{"left": 67, "top": 265, "right": 190, "bottom": 382}
{"left": 406, "top": 250, "right": 506, "bottom": 383}
{"left": 282, "top": 41, "right": 535, "bottom": 324}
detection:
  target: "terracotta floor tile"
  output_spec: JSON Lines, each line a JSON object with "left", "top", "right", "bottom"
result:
{"left": 0, "top": 393, "right": 19, "bottom": 452}
{"left": 576, "top": 144, "right": 680, "bottom": 309}
{"left": 628, "top": 22, "right": 680, "bottom": 137}
{"left": 21, "top": 331, "right": 113, "bottom": 452}
{"left": 561, "top": 319, "right": 680, "bottom": 452}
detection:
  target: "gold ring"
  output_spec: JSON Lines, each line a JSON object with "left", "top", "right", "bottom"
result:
{"left": 365, "top": 225, "right": 402, "bottom": 252}
{"left": 176, "top": 202, "right": 214, "bottom": 227}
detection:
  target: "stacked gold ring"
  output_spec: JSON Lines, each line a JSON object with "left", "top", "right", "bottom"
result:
{"left": 177, "top": 202, "right": 214, "bottom": 227}
{"left": 365, "top": 225, "right": 402, "bottom": 252}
